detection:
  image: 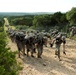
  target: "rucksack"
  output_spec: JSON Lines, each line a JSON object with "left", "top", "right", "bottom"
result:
{"left": 15, "top": 32, "right": 25, "bottom": 41}
{"left": 55, "top": 36, "right": 62, "bottom": 44}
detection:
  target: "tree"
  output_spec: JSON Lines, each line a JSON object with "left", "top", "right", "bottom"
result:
{"left": 0, "top": 19, "right": 4, "bottom": 27}
{"left": 33, "top": 15, "right": 52, "bottom": 29}
{"left": 8, "top": 16, "right": 33, "bottom": 26}
{"left": 52, "top": 12, "right": 63, "bottom": 25}
{"left": 66, "top": 7, "right": 76, "bottom": 25}
{"left": 60, "top": 14, "right": 68, "bottom": 24}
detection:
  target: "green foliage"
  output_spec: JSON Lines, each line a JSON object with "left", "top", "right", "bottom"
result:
{"left": 60, "top": 14, "right": 68, "bottom": 24}
{"left": 52, "top": 12, "right": 63, "bottom": 24}
{"left": 32, "top": 13, "right": 68, "bottom": 32}
{"left": 15, "top": 25, "right": 29, "bottom": 30}
{"left": 8, "top": 16, "right": 33, "bottom": 26}
{"left": 33, "top": 15, "right": 52, "bottom": 31}
{"left": 0, "top": 27, "right": 4, "bottom": 32}
{"left": 7, "top": 10, "right": 76, "bottom": 33}
{"left": 0, "top": 19, "right": 4, "bottom": 27}
{"left": 66, "top": 7, "right": 76, "bottom": 25}
{"left": 52, "top": 12, "right": 68, "bottom": 25}
{"left": 0, "top": 27, "right": 20, "bottom": 75}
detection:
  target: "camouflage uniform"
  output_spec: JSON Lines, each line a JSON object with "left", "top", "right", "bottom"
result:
{"left": 70, "top": 26, "right": 76, "bottom": 37}
{"left": 55, "top": 34, "right": 66, "bottom": 61}
{"left": 15, "top": 32, "right": 26, "bottom": 57}
{"left": 24, "top": 32, "right": 35, "bottom": 57}
{"left": 36, "top": 33, "right": 44, "bottom": 58}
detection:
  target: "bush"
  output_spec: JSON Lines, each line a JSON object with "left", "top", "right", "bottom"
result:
{"left": 0, "top": 27, "right": 20, "bottom": 75}
{"left": 15, "top": 25, "right": 29, "bottom": 30}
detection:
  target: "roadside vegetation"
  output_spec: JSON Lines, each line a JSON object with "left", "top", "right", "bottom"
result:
{"left": 0, "top": 19, "right": 22, "bottom": 75}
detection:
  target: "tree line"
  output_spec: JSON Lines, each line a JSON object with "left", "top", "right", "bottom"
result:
{"left": 8, "top": 7, "right": 76, "bottom": 32}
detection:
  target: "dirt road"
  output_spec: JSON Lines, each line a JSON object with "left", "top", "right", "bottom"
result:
{"left": 7, "top": 38, "right": 76, "bottom": 75}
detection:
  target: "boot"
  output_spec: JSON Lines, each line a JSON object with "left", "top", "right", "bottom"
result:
{"left": 55, "top": 50, "right": 58, "bottom": 55}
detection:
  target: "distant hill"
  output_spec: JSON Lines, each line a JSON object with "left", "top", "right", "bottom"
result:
{"left": 0, "top": 12, "right": 54, "bottom": 16}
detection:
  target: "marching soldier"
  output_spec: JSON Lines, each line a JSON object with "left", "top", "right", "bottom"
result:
{"left": 50, "top": 33, "right": 66, "bottom": 61}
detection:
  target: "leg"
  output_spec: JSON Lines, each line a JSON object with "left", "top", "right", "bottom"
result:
{"left": 57, "top": 45, "right": 61, "bottom": 61}
{"left": 55, "top": 44, "right": 61, "bottom": 61}
{"left": 58, "top": 49, "right": 61, "bottom": 61}
{"left": 63, "top": 43, "right": 66, "bottom": 55}
{"left": 33, "top": 48, "right": 36, "bottom": 53}
{"left": 16, "top": 42, "right": 21, "bottom": 58}
{"left": 22, "top": 44, "right": 26, "bottom": 55}
{"left": 31, "top": 50, "right": 34, "bottom": 57}
{"left": 37, "top": 47, "right": 41, "bottom": 58}
{"left": 37, "top": 45, "right": 43, "bottom": 58}
{"left": 33, "top": 44, "right": 36, "bottom": 53}
{"left": 55, "top": 44, "right": 58, "bottom": 55}
{"left": 18, "top": 47, "right": 21, "bottom": 58}
{"left": 26, "top": 45, "right": 30, "bottom": 57}
{"left": 18, "top": 50, "right": 20, "bottom": 58}
{"left": 55, "top": 50, "right": 58, "bottom": 55}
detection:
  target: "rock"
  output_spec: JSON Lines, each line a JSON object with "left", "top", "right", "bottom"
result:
{"left": 43, "top": 63, "right": 46, "bottom": 66}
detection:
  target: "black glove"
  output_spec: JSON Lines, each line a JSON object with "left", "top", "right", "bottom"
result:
{"left": 63, "top": 51, "right": 66, "bottom": 55}
{"left": 50, "top": 43, "right": 53, "bottom": 47}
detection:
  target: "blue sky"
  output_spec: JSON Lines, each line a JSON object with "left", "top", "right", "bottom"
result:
{"left": 0, "top": 0, "right": 76, "bottom": 12}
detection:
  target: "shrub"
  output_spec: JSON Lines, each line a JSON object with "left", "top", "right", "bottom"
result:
{"left": 0, "top": 27, "right": 21, "bottom": 75}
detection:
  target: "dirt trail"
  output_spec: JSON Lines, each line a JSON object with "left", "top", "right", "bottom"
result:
{"left": 8, "top": 38, "right": 76, "bottom": 75}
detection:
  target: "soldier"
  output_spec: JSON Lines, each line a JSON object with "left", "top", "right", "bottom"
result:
{"left": 24, "top": 32, "right": 36, "bottom": 57}
{"left": 28, "top": 30, "right": 36, "bottom": 53}
{"left": 50, "top": 33, "right": 66, "bottom": 61}
{"left": 70, "top": 26, "right": 76, "bottom": 37}
{"left": 15, "top": 32, "right": 26, "bottom": 58}
{"left": 36, "top": 33, "right": 45, "bottom": 58}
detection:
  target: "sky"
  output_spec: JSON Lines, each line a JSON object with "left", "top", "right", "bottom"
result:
{"left": 0, "top": 0, "right": 76, "bottom": 13}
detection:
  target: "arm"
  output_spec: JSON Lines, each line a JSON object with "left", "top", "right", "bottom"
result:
{"left": 50, "top": 38, "right": 56, "bottom": 47}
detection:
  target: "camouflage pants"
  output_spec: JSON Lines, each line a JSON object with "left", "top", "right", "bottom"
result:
{"left": 16, "top": 40, "right": 25, "bottom": 51}
{"left": 15, "top": 40, "right": 25, "bottom": 57}
{"left": 55, "top": 44, "right": 61, "bottom": 59}
{"left": 37, "top": 44, "right": 43, "bottom": 58}
{"left": 26, "top": 44, "right": 35, "bottom": 57}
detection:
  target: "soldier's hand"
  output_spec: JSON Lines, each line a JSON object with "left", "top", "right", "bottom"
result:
{"left": 63, "top": 51, "right": 66, "bottom": 55}
{"left": 50, "top": 43, "right": 53, "bottom": 47}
